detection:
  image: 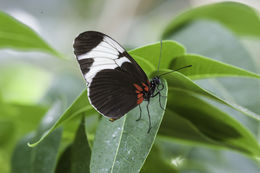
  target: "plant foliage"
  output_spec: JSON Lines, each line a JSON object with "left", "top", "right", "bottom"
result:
{"left": 1, "top": 1, "right": 260, "bottom": 173}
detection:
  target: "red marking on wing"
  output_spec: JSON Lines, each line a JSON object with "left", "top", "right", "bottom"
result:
{"left": 142, "top": 83, "right": 149, "bottom": 92}
{"left": 136, "top": 90, "right": 141, "bottom": 93}
{"left": 137, "top": 97, "right": 144, "bottom": 104}
{"left": 147, "top": 80, "right": 150, "bottom": 86}
{"left": 137, "top": 93, "right": 143, "bottom": 98}
{"left": 133, "top": 83, "right": 143, "bottom": 91}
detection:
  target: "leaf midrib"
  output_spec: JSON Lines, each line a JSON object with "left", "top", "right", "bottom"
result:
{"left": 110, "top": 116, "right": 126, "bottom": 173}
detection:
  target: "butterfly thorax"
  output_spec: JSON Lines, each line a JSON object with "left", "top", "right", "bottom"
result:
{"left": 143, "top": 76, "right": 161, "bottom": 101}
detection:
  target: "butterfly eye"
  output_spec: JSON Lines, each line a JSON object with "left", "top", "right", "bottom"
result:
{"left": 155, "top": 78, "right": 160, "bottom": 85}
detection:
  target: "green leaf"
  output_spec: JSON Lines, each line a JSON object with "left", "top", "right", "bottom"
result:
{"left": 71, "top": 117, "right": 91, "bottom": 173}
{"left": 162, "top": 2, "right": 260, "bottom": 38}
{"left": 159, "top": 88, "right": 260, "bottom": 157}
{"left": 165, "top": 16, "right": 260, "bottom": 133}
{"left": 159, "top": 109, "right": 210, "bottom": 144}
{"left": 140, "top": 144, "right": 178, "bottom": 173}
{"left": 0, "top": 101, "right": 47, "bottom": 173}
{"left": 84, "top": 114, "right": 99, "bottom": 147}
{"left": 28, "top": 90, "right": 93, "bottom": 147}
{"left": 11, "top": 129, "right": 62, "bottom": 173}
{"left": 165, "top": 72, "right": 260, "bottom": 122}
{"left": 156, "top": 138, "right": 260, "bottom": 173}
{"left": 30, "top": 101, "right": 64, "bottom": 144}
{"left": 55, "top": 117, "right": 92, "bottom": 173}
{"left": 12, "top": 102, "right": 63, "bottom": 173}
{"left": 129, "top": 35, "right": 260, "bottom": 81}
{"left": 130, "top": 54, "right": 156, "bottom": 75}
{"left": 11, "top": 133, "right": 34, "bottom": 173}
{"left": 170, "top": 54, "right": 260, "bottom": 80}
{"left": 0, "top": 11, "right": 62, "bottom": 57}
{"left": 90, "top": 80, "right": 168, "bottom": 173}
{"left": 31, "top": 128, "right": 62, "bottom": 173}
{"left": 129, "top": 40, "right": 185, "bottom": 72}
{"left": 55, "top": 145, "right": 72, "bottom": 173}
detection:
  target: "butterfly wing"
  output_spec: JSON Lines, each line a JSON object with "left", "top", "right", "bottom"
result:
{"left": 73, "top": 31, "right": 149, "bottom": 120}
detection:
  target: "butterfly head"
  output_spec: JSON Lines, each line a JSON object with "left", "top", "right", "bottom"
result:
{"left": 150, "top": 76, "right": 160, "bottom": 86}
{"left": 147, "top": 76, "right": 161, "bottom": 97}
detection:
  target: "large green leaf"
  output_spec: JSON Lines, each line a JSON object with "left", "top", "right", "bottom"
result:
{"left": 159, "top": 88, "right": 260, "bottom": 157}
{"left": 165, "top": 72, "right": 260, "bottom": 122}
{"left": 11, "top": 129, "right": 62, "bottom": 173}
{"left": 129, "top": 40, "right": 185, "bottom": 73}
{"left": 140, "top": 144, "right": 178, "bottom": 173}
{"left": 162, "top": 2, "right": 260, "bottom": 38}
{"left": 55, "top": 145, "right": 72, "bottom": 173}
{"left": 55, "top": 117, "right": 91, "bottom": 173}
{"left": 29, "top": 102, "right": 64, "bottom": 144}
{"left": 28, "top": 90, "right": 93, "bottom": 147}
{"left": 71, "top": 117, "right": 91, "bottom": 173}
{"left": 162, "top": 12, "right": 260, "bottom": 171}
{"left": 159, "top": 109, "right": 210, "bottom": 144}
{"left": 12, "top": 102, "right": 64, "bottom": 173}
{"left": 90, "top": 80, "right": 168, "bottom": 173}
{"left": 31, "top": 129, "right": 62, "bottom": 173}
{"left": 165, "top": 16, "right": 260, "bottom": 134}
{"left": 129, "top": 36, "right": 260, "bottom": 81}
{"left": 11, "top": 133, "right": 35, "bottom": 173}
{"left": 0, "top": 11, "right": 61, "bottom": 57}
{"left": 0, "top": 100, "right": 47, "bottom": 173}
{"left": 170, "top": 54, "right": 260, "bottom": 80}
{"left": 156, "top": 138, "right": 260, "bottom": 173}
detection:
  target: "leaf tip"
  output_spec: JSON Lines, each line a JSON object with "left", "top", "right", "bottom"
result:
{"left": 27, "top": 141, "right": 37, "bottom": 148}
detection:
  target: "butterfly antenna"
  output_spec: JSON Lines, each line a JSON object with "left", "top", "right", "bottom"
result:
{"left": 157, "top": 40, "right": 163, "bottom": 72}
{"left": 158, "top": 65, "right": 192, "bottom": 77}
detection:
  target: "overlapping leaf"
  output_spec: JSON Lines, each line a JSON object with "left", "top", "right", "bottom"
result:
{"left": 162, "top": 2, "right": 260, "bottom": 38}
{"left": 55, "top": 117, "right": 91, "bottom": 173}
{"left": 129, "top": 40, "right": 185, "bottom": 71}
{"left": 141, "top": 144, "right": 178, "bottom": 173}
{"left": 28, "top": 90, "right": 93, "bottom": 147}
{"left": 170, "top": 54, "right": 260, "bottom": 80}
{"left": 159, "top": 88, "right": 260, "bottom": 157}
{"left": 0, "top": 11, "right": 61, "bottom": 57}
{"left": 11, "top": 129, "right": 62, "bottom": 173}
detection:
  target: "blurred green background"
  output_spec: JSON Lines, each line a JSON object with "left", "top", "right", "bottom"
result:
{"left": 1, "top": 0, "right": 260, "bottom": 172}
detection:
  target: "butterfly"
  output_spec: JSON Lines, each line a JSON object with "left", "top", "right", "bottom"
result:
{"left": 73, "top": 31, "right": 191, "bottom": 133}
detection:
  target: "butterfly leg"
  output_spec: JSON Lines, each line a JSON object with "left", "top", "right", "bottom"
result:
{"left": 151, "top": 91, "right": 165, "bottom": 111}
{"left": 152, "top": 82, "right": 165, "bottom": 97}
{"left": 157, "top": 82, "right": 166, "bottom": 110}
{"left": 146, "top": 101, "right": 152, "bottom": 133}
{"left": 157, "top": 81, "right": 164, "bottom": 91}
{"left": 158, "top": 82, "right": 167, "bottom": 97}
{"left": 136, "top": 104, "right": 142, "bottom": 121}
{"left": 158, "top": 91, "right": 165, "bottom": 111}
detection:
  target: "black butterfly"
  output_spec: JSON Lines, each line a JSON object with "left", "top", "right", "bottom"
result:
{"left": 73, "top": 31, "right": 190, "bottom": 133}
